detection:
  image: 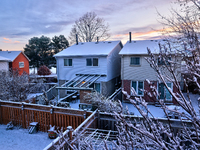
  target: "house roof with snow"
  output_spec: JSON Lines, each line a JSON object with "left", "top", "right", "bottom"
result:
{"left": 0, "top": 56, "right": 11, "bottom": 62}
{"left": 54, "top": 41, "right": 122, "bottom": 57}
{"left": 119, "top": 40, "right": 163, "bottom": 55}
{"left": 0, "top": 51, "right": 30, "bottom": 61}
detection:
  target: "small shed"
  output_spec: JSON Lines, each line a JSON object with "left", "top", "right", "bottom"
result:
{"left": 0, "top": 51, "right": 30, "bottom": 74}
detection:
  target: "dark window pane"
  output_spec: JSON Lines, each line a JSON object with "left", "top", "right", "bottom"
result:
{"left": 64, "top": 59, "right": 72, "bottom": 66}
{"left": 93, "top": 58, "right": 98, "bottom": 66}
{"left": 165, "top": 83, "right": 172, "bottom": 100}
{"left": 130, "top": 57, "right": 140, "bottom": 65}
{"left": 69, "top": 59, "right": 72, "bottom": 66}
{"left": 64, "top": 59, "right": 68, "bottom": 66}
{"left": 138, "top": 81, "right": 143, "bottom": 95}
{"left": 132, "top": 81, "right": 137, "bottom": 91}
{"left": 159, "top": 83, "right": 165, "bottom": 99}
{"left": 86, "top": 58, "right": 92, "bottom": 66}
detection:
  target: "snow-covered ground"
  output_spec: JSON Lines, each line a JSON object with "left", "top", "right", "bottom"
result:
{"left": 69, "top": 99, "right": 80, "bottom": 109}
{"left": 29, "top": 67, "right": 56, "bottom": 74}
{"left": 123, "top": 93, "right": 200, "bottom": 118}
{"left": 0, "top": 125, "right": 54, "bottom": 150}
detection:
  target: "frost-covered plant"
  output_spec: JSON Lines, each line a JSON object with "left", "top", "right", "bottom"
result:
{"left": 84, "top": 91, "right": 123, "bottom": 113}
{"left": 0, "top": 70, "right": 45, "bottom": 102}
{"left": 37, "top": 65, "right": 51, "bottom": 75}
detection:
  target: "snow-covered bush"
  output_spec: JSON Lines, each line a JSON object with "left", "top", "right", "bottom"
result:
{"left": 0, "top": 70, "right": 45, "bottom": 102}
{"left": 37, "top": 65, "right": 51, "bottom": 75}
{"left": 84, "top": 91, "right": 123, "bottom": 113}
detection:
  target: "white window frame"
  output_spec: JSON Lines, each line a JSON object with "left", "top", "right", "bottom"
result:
{"left": 86, "top": 58, "right": 98, "bottom": 66}
{"left": 19, "top": 62, "right": 24, "bottom": 68}
{"left": 131, "top": 81, "right": 144, "bottom": 96}
{"left": 64, "top": 58, "right": 73, "bottom": 66}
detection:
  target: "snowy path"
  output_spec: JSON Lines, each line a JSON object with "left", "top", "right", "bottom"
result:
{"left": 0, "top": 125, "right": 53, "bottom": 150}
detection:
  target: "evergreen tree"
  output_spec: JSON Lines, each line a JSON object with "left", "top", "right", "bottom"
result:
{"left": 24, "top": 35, "right": 69, "bottom": 69}
{"left": 51, "top": 35, "right": 69, "bottom": 65}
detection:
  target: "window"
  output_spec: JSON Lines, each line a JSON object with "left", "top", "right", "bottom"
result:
{"left": 64, "top": 59, "right": 72, "bottom": 66}
{"left": 89, "top": 83, "right": 101, "bottom": 93}
{"left": 131, "top": 81, "right": 144, "bottom": 96}
{"left": 86, "top": 58, "right": 98, "bottom": 66}
{"left": 94, "top": 83, "right": 101, "bottom": 93}
{"left": 130, "top": 57, "right": 140, "bottom": 65}
{"left": 158, "top": 83, "right": 172, "bottom": 101}
{"left": 158, "top": 57, "right": 171, "bottom": 65}
{"left": 19, "top": 62, "right": 24, "bottom": 68}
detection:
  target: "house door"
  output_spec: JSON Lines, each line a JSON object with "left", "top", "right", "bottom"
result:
{"left": 158, "top": 83, "right": 172, "bottom": 101}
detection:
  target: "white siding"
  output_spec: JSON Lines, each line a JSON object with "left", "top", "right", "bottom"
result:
{"left": 57, "top": 56, "right": 108, "bottom": 81}
{"left": 121, "top": 55, "right": 157, "bottom": 81}
{"left": 0, "top": 62, "right": 9, "bottom": 71}
{"left": 107, "top": 44, "right": 121, "bottom": 81}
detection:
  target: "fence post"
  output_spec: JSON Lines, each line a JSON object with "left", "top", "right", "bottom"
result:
{"left": 21, "top": 102, "right": 25, "bottom": 128}
{"left": 97, "top": 109, "right": 100, "bottom": 129}
{"left": 67, "top": 126, "right": 73, "bottom": 150}
{"left": 83, "top": 109, "right": 87, "bottom": 120}
{"left": 50, "top": 105, "right": 54, "bottom": 126}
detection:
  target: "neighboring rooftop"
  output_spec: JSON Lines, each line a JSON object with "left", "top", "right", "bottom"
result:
{"left": 54, "top": 41, "right": 122, "bottom": 57}
{"left": 0, "top": 56, "right": 11, "bottom": 62}
{"left": 119, "top": 40, "right": 163, "bottom": 55}
{"left": 0, "top": 51, "right": 22, "bottom": 61}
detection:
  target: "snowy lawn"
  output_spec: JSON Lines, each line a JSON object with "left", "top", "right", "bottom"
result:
{"left": 0, "top": 125, "right": 54, "bottom": 150}
{"left": 123, "top": 93, "right": 200, "bottom": 118}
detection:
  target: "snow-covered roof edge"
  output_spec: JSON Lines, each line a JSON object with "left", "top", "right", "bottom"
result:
{"left": 0, "top": 56, "right": 11, "bottom": 62}
{"left": 54, "top": 40, "right": 122, "bottom": 57}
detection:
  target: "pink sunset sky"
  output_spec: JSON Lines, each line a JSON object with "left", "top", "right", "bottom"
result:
{"left": 0, "top": 0, "right": 178, "bottom": 51}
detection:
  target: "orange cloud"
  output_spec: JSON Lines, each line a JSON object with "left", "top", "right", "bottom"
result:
{"left": 2, "top": 38, "right": 20, "bottom": 44}
{"left": 3, "top": 37, "right": 10, "bottom": 41}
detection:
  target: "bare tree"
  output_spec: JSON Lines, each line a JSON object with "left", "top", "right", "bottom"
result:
{"left": 68, "top": 12, "right": 110, "bottom": 44}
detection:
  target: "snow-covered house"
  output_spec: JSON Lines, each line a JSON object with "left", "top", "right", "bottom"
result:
{"left": 0, "top": 56, "right": 11, "bottom": 71}
{"left": 0, "top": 51, "right": 30, "bottom": 75}
{"left": 119, "top": 39, "right": 181, "bottom": 104}
{"left": 54, "top": 41, "right": 123, "bottom": 102}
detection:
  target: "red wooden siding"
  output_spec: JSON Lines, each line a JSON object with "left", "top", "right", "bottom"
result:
{"left": 12, "top": 52, "right": 29, "bottom": 75}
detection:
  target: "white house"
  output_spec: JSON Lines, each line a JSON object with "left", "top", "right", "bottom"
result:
{"left": 0, "top": 56, "right": 11, "bottom": 71}
{"left": 119, "top": 38, "right": 181, "bottom": 104}
{"left": 54, "top": 40, "right": 123, "bottom": 102}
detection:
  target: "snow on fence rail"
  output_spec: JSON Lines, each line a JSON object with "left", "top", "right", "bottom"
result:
{"left": 0, "top": 100, "right": 93, "bottom": 132}
{"left": 43, "top": 110, "right": 98, "bottom": 150}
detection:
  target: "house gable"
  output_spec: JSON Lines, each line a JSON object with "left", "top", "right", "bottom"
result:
{"left": 12, "top": 52, "right": 29, "bottom": 75}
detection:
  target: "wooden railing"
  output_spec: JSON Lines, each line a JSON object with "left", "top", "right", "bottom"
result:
{"left": 43, "top": 110, "right": 98, "bottom": 150}
{"left": 0, "top": 100, "right": 92, "bottom": 132}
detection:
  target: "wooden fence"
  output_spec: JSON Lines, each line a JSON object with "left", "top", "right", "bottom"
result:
{"left": 44, "top": 110, "right": 98, "bottom": 150}
{"left": 0, "top": 100, "right": 93, "bottom": 132}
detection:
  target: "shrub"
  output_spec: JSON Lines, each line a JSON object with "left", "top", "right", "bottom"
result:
{"left": 37, "top": 65, "right": 51, "bottom": 75}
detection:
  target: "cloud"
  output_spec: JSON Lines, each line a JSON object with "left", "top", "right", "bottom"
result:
{"left": 2, "top": 37, "right": 20, "bottom": 44}
{"left": 3, "top": 38, "right": 10, "bottom": 41}
{"left": 0, "top": 0, "right": 76, "bottom": 38}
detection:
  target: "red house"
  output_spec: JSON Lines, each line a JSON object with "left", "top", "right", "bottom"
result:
{"left": 0, "top": 51, "right": 30, "bottom": 75}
